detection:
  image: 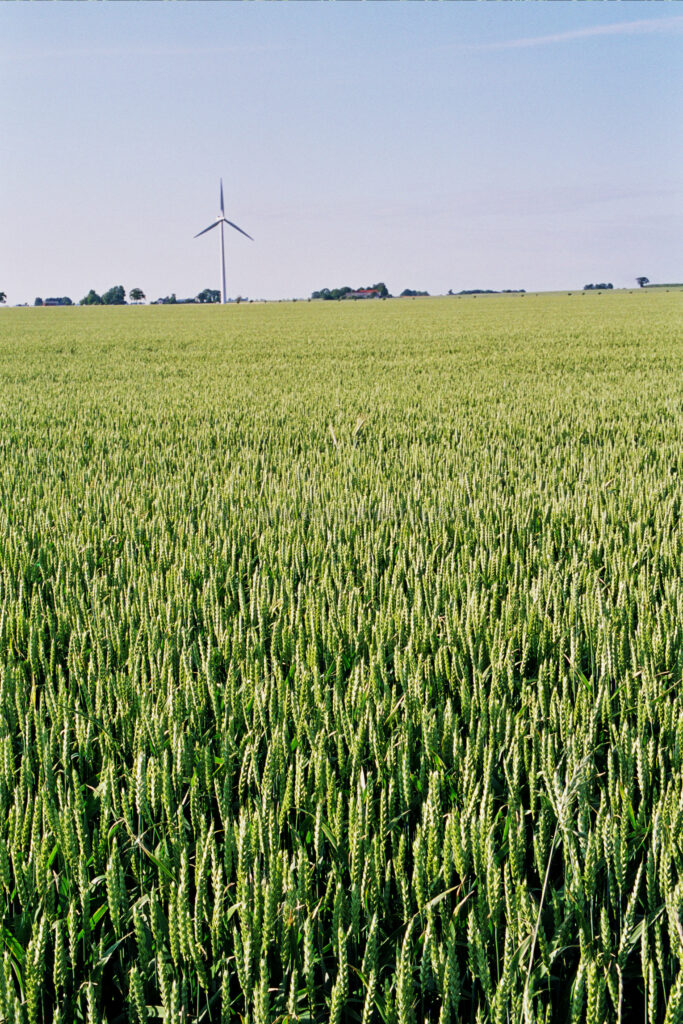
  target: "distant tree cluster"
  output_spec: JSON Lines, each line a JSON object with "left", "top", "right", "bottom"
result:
{"left": 312, "top": 282, "right": 390, "bottom": 300}
{"left": 583, "top": 283, "right": 613, "bottom": 291}
{"left": 35, "top": 296, "right": 73, "bottom": 306}
{"left": 79, "top": 285, "right": 127, "bottom": 305}
{"left": 151, "top": 289, "right": 222, "bottom": 304}
{"left": 400, "top": 289, "right": 429, "bottom": 297}
{"left": 447, "top": 289, "right": 525, "bottom": 296}
{"left": 457, "top": 289, "right": 497, "bottom": 295}
{"left": 312, "top": 287, "right": 352, "bottom": 301}
{"left": 76, "top": 286, "right": 225, "bottom": 306}
{"left": 102, "top": 285, "right": 126, "bottom": 305}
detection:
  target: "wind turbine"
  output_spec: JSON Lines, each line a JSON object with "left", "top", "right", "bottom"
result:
{"left": 194, "top": 180, "right": 253, "bottom": 304}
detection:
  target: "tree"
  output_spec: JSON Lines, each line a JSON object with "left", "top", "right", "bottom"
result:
{"left": 80, "top": 289, "right": 103, "bottom": 305}
{"left": 196, "top": 288, "right": 220, "bottom": 303}
{"left": 129, "top": 288, "right": 145, "bottom": 303}
{"left": 102, "top": 285, "right": 126, "bottom": 305}
{"left": 636, "top": 277, "right": 649, "bottom": 288}
{"left": 0, "top": 292, "right": 5, "bottom": 304}
{"left": 34, "top": 298, "right": 43, "bottom": 306}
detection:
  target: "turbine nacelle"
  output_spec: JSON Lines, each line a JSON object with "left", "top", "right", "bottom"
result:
{"left": 194, "top": 216, "right": 254, "bottom": 242}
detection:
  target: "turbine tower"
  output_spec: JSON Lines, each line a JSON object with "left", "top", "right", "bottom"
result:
{"left": 194, "top": 180, "right": 253, "bottom": 304}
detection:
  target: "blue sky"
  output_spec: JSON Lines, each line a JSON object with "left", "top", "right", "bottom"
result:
{"left": 2, "top": 2, "right": 682, "bottom": 303}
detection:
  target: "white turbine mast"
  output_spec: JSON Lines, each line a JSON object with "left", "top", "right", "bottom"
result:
{"left": 194, "top": 180, "right": 253, "bottom": 304}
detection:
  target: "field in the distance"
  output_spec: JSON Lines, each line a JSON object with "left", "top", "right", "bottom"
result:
{"left": 0, "top": 290, "right": 682, "bottom": 1023}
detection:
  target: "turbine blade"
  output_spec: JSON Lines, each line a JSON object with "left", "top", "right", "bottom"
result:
{"left": 194, "top": 220, "right": 220, "bottom": 238}
{"left": 220, "top": 179, "right": 225, "bottom": 216}
{"left": 224, "top": 218, "right": 254, "bottom": 241}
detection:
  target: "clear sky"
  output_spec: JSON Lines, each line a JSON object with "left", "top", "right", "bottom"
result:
{"left": 2, "top": 2, "right": 682, "bottom": 303}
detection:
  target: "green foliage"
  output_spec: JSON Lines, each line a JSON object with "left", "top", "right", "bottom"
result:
{"left": 312, "top": 282, "right": 389, "bottom": 299}
{"left": 312, "top": 285, "right": 353, "bottom": 300}
{"left": 0, "top": 291, "right": 682, "bottom": 1022}
{"left": 101, "top": 285, "right": 126, "bottom": 305}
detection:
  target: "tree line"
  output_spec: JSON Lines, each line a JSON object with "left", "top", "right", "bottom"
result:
{"left": 311, "top": 282, "right": 390, "bottom": 300}
{"left": 30, "top": 287, "right": 223, "bottom": 306}
{"left": 0, "top": 276, "right": 660, "bottom": 307}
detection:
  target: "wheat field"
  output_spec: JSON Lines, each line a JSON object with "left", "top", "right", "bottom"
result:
{"left": 0, "top": 290, "right": 682, "bottom": 1023}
